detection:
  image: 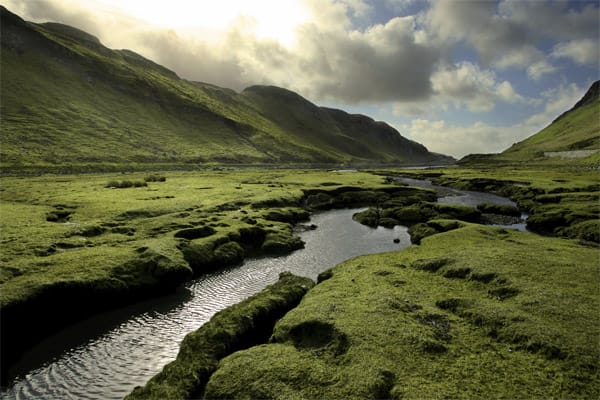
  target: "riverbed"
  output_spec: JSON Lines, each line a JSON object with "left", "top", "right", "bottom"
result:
{"left": 2, "top": 208, "right": 410, "bottom": 400}
{"left": 2, "top": 180, "right": 525, "bottom": 399}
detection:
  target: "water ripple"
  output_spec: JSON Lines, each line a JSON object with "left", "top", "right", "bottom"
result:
{"left": 2, "top": 209, "right": 409, "bottom": 400}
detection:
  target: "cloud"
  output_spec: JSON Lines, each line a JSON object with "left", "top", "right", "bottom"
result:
{"left": 552, "top": 39, "right": 600, "bottom": 66}
{"left": 430, "top": 62, "right": 525, "bottom": 112}
{"left": 401, "top": 82, "right": 588, "bottom": 158}
{"left": 294, "top": 16, "right": 439, "bottom": 103}
{"left": 498, "top": 0, "right": 599, "bottom": 41}
{"left": 424, "top": 0, "right": 599, "bottom": 77}
{"left": 5, "top": 0, "right": 442, "bottom": 103}
{"left": 526, "top": 59, "right": 559, "bottom": 81}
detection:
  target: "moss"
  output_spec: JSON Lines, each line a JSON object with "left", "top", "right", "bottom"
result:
{"left": 126, "top": 272, "right": 314, "bottom": 400}
{"left": 407, "top": 223, "right": 439, "bottom": 244}
{"left": 395, "top": 167, "right": 598, "bottom": 242}
{"left": 262, "top": 207, "right": 310, "bottom": 224}
{"left": 204, "top": 225, "right": 600, "bottom": 398}
{"left": 213, "top": 241, "right": 244, "bottom": 266}
{"left": 305, "top": 187, "right": 434, "bottom": 211}
{"left": 105, "top": 180, "right": 148, "bottom": 188}
{"left": 352, "top": 208, "right": 379, "bottom": 227}
{"left": 261, "top": 229, "right": 304, "bottom": 255}
{"left": 408, "top": 219, "right": 464, "bottom": 244}
{"left": 526, "top": 211, "right": 567, "bottom": 234}
{"left": 378, "top": 202, "right": 481, "bottom": 228}
{"left": 0, "top": 169, "right": 426, "bottom": 376}
{"left": 305, "top": 192, "right": 335, "bottom": 209}
{"left": 476, "top": 203, "right": 521, "bottom": 217}
{"left": 564, "top": 220, "right": 600, "bottom": 242}
{"left": 378, "top": 217, "right": 399, "bottom": 228}
{"left": 64, "top": 224, "right": 106, "bottom": 237}
{"left": 173, "top": 225, "right": 215, "bottom": 240}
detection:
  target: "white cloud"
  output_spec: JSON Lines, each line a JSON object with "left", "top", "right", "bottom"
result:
{"left": 498, "top": 0, "right": 599, "bottom": 41}
{"left": 6, "top": 0, "right": 442, "bottom": 103}
{"left": 526, "top": 59, "right": 559, "bottom": 81}
{"left": 430, "top": 62, "right": 525, "bottom": 113}
{"left": 552, "top": 39, "right": 600, "bottom": 66}
{"left": 401, "top": 82, "right": 588, "bottom": 158}
{"left": 423, "top": 0, "right": 598, "bottom": 78}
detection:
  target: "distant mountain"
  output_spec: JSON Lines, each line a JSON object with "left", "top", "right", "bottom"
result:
{"left": 460, "top": 81, "right": 599, "bottom": 165}
{"left": 0, "top": 7, "right": 453, "bottom": 170}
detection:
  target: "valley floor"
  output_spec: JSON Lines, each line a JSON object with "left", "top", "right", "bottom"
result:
{"left": 1, "top": 166, "right": 598, "bottom": 398}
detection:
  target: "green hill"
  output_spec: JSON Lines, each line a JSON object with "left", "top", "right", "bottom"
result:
{"left": 460, "top": 81, "right": 599, "bottom": 166}
{"left": 0, "top": 7, "right": 452, "bottom": 171}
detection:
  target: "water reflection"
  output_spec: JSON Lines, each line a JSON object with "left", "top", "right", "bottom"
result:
{"left": 3, "top": 208, "right": 409, "bottom": 400}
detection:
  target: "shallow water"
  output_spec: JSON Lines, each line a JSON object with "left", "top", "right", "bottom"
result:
{"left": 2, "top": 208, "right": 410, "bottom": 400}
{"left": 2, "top": 179, "right": 524, "bottom": 399}
{"left": 397, "top": 177, "right": 527, "bottom": 231}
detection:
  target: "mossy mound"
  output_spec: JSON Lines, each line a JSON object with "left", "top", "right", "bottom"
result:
{"left": 203, "top": 225, "right": 599, "bottom": 399}
{"left": 304, "top": 186, "right": 435, "bottom": 210}
{"left": 408, "top": 219, "right": 464, "bottom": 244}
{"left": 126, "top": 272, "right": 314, "bottom": 400}
{"left": 354, "top": 201, "right": 481, "bottom": 234}
{"left": 476, "top": 203, "right": 521, "bottom": 217}
{"left": 396, "top": 168, "right": 599, "bottom": 243}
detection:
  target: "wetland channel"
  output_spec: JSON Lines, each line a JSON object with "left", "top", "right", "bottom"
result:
{"left": 2, "top": 180, "right": 523, "bottom": 400}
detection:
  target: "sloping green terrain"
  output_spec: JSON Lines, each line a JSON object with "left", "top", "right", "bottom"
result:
{"left": 0, "top": 7, "right": 451, "bottom": 170}
{"left": 459, "top": 81, "right": 599, "bottom": 166}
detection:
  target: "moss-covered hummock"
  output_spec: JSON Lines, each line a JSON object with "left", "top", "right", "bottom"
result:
{"left": 204, "top": 224, "right": 600, "bottom": 399}
{"left": 126, "top": 272, "right": 314, "bottom": 400}
{"left": 388, "top": 167, "right": 599, "bottom": 243}
{"left": 0, "top": 169, "right": 411, "bottom": 378}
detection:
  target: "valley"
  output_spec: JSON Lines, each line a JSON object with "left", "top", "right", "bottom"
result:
{"left": 1, "top": 4, "right": 598, "bottom": 400}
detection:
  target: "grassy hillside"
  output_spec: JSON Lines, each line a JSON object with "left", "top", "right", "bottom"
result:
{"left": 460, "top": 81, "right": 599, "bottom": 166}
{"left": 0, "top": 7, "right": 450, "bottom": 171}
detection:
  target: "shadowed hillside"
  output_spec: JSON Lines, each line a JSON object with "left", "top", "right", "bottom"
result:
{"left": 0, "top": 7, "right": 453, "bottom": 171}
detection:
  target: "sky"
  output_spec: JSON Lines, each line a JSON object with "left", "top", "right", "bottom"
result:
{"left": 5, "top": 0, "right": 599, "bottom": 158}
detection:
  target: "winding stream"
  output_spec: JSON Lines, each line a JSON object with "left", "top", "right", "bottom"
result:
{"left": 2, "top": 180, "right": 525, "bottom": 399}
{"left": 2, "top": 209, "right": 410, "bottom": 400}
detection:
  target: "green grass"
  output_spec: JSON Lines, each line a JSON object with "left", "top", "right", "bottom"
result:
{"left": 500, "top": 97, "right": 599, "bottom": 161}
{"left": 0, "top": 170, "right": 402, "bottom": 308}
{"left": 204, "top": 224, "right": 599, "bottom": 399}
{"left": 126, "top": 272, "right": 314, "bottom": 400}
{"left": 459, "top": 82, "right": 599, "bottom": 167}
{"left": 387, "top": 166, "right": 599, "bottom": 243}
{"left": 0, "top": 7, "right": 448, "bottom": 170}
{"left": 1, "top": 169, "right": 423, "bottom": 377}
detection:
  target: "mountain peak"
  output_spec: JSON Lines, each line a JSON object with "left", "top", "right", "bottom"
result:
{"left": 554, "top": 80, "right": 599, "bottom": 123}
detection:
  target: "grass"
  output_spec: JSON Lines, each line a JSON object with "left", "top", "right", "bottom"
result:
{"left": 1, "top": 165, "right": 597, "bottom": 398}
{"left": 126, "top": 272, "right": 314, "bottom": 400}
{"left": 0, "top": 170, "right": 402, "bottom": 305}
{"left": 499, "top": 95, "right": 599, "bottom": 162}
{"left": 459, "top": 81, "right": 599, "bottom": 167}
{"left": 204, "top": 223, "right": 599, "bottom": 399}
{"left": 385, "top": 166, "right": 599, "bottom": 243}
{"left": 1, "top": 168, "right": 432, "bottom": 376}
{"left": 0, "top": 7, "right": 449, "bottom": 170}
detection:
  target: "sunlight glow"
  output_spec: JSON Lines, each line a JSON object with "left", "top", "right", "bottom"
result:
{"left": 94, "top": 0, "right": 312, "bottom": 46}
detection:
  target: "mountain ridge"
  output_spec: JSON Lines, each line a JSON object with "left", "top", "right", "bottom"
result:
{"left": 0, "top": 6, "right": 453, "bottom": 171}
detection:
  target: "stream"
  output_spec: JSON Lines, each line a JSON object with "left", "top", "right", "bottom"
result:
{"left": 1, "top": 180, "right": 525, "bottom": 399}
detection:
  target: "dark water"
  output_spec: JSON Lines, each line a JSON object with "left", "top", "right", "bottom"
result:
{"left": 2, "top": 209, "right": 410, "bottom": 400}
{"left": 2, "top": 180, "right": 524, "bottom": 400}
